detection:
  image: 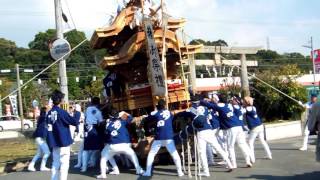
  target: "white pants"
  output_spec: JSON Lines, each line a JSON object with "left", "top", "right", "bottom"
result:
{"left": 100, "top": 143, "right": 141, "bottom": 175}
{"left": 30, "top": 137, "right": 50, "bottom": 169}
{"left": 145, "top": 139, "right": 183, "bottom": 175}
{"left": 301, "top": 123, "right": 310, "bottom": 149}
{"left": 197, "top": 129, "right": 233, "bottom": 173}
{"left": 206, "top": 144, "right": 214, "bottom": 165}
{"left": 217, "top": 129, "right": 228, "bottom": 156}
{"left": 69, "top": 126, "right": 76, "bottom": 140}
{"left": 248, "top": 125, "right": 272, "bottom": 161}
{"left": 51, "top": 146, "right": 71, "bottom": 180}
{"left": 226, "top": 126, "right": 253, "bottom": 168}
{"left": 75, "top": 141, "right": 84, "bottom": 167}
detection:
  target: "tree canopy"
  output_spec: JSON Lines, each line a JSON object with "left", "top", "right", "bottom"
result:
{"left": 0, "top": 29, "right": 105, "bottom": 115}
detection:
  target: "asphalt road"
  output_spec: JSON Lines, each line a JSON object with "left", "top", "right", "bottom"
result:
{"left": 1, "top": 136, "right": 320, "bottom": 180}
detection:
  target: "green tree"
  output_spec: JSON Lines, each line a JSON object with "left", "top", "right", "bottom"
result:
{"left": 84, "top": 79, "right": 104, "bottom": 98}
{"left": 28, "top": 29, "right": 56, "bottom": 51}
{"left": 27, "top": 29, "right": 102, "bottom": 101}
{"left": 251, "top": 64, "right": 307, "bottom": 121}
{"left": 0, "top": 38, "right": 17, "bottom": 68}
{"left": 256, "top": 50, "right": 280, "bottom": 61}
{"left": 189, "top": 39, "right": 228, "bottom": 60}
{"left": 15, "top": 48, "right": 49, "bottom": 66}
{"left": 189, "top": 39, "right": 228, "bottom": 47}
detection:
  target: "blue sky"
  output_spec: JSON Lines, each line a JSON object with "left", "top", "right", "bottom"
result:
{"left": 0, "top": 0, "right": 319, "bottom": 55}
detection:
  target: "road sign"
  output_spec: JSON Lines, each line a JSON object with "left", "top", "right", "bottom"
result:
{"left": 49, "top": 38, "right": 71, "bottom": 60}
{"left": 313, "top": 49, "right": 320, "bottom": 73}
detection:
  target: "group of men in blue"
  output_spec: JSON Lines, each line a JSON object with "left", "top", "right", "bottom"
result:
{"left": 28, "top": 89, "right": 272, "bottom": 179}
{"left": 172, "top": 93, "right": 272, "bottom": 177}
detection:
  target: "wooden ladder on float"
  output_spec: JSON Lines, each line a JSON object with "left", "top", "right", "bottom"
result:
{"left": 177, "top": 29, "right": 196, "bottom": 103}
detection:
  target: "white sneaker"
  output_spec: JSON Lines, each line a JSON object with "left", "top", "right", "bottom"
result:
{"left": 136, "top": 168, "right": 144, "bottom": 175}
{"left": 40, "top": 167, "right": 50, "bottom": 171}
{"left": 299, "top": 147, "right": 307, "bottom": 151}
{"left": 74, "top": 164, "right": 81, "bottom": 168}
{"left": 217, "top": 160, "right": 227, "bottom": 165}
{"left": 246, "top": 162, "right": 253, "bottom": 168}
{"left": 96, "top": 174, "right": 107, "bottom": 179}
{"left": 142, "top": 172, "right": 151, "bottom": 177}
{"left": 199, "top": 172, "right": 210, "bottom": 177}
{"left": 109, "top": 170, "right": 120, "bottom": 175}
{"left": 265, "top": 156, "right": 272, "bottom": 160}
{"left": 178, "top": 171, "right": 184, "bottom": 177}
{"left": 27, "top": 166, "right": 36, "bottom": 172}
{"left": 225, "top": 164, "right": 233, "bottom": 170}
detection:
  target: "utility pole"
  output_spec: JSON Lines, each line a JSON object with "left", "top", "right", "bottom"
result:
{"left": 16, "top": 64, "right": 24, "bottom": 131}
{"left": 0, "top": 80, "right": 2, "bottom": 116}
{"left": 310, "top": 37, "right": 316, "bottom": 92}
{"left": 0, "top": 94, "right": 2, "bottom": 116}
{"left": 54, "top": 0, "right": 69, "bottom": 104}
{"left": 240, "top": 54, "right": 250, "bottom": 97}
{"left": 266, "top": 36, "right": 270, "bottom": 50}
{"left": 303, "top": 36, "right": 316, "bottom": 93}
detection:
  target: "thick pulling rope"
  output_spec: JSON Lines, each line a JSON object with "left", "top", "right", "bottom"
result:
{"left": 0, "top": 39, "right": 88, "bottom": 102}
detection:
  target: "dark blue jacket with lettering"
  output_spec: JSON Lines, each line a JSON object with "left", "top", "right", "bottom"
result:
{"left": 46, "top": 105, "right": 79, "bottom": 148}
{"left": 104, "top": 115, "right": 133, "bottom": 144}
{"left": 245, "top": 106, "right": 262, "bottom": 130}
{"left": 200, "top": 100, "right": 242, "bottom": 129}
{"left": 147, "top": 109, "right": 174, "bottom": 140}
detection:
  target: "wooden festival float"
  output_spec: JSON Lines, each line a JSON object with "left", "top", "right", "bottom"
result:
{"left": 90, "top": 0, "right": 202, "bottom": 161}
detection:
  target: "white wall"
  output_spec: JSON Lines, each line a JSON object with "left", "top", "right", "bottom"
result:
{"left": 265, "top": 121, "right": 302, "bottom": 141}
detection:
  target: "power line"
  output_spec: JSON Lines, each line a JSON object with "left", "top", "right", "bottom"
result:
{"left": 63, "top": 0, "right": 77, "bottom": 30}
{"left": 0, "top": 39, "right": 88, "bottom": 102}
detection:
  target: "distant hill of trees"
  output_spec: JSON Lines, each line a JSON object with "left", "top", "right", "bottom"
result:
{"left": 0, "top": 29, "right": 105, "bottom": 112}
